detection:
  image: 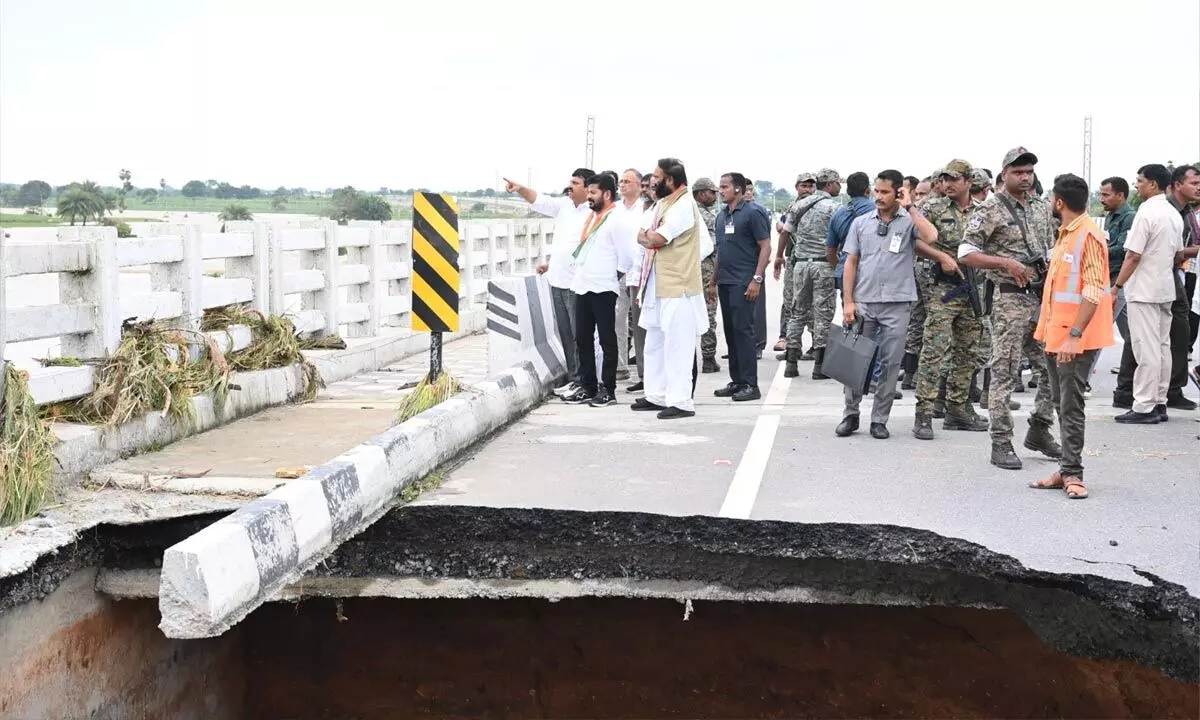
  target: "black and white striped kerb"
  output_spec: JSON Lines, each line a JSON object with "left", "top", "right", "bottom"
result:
{"left": 486, "top": 282, "right": 521, "bottom": 342}
{"left": 485, "top": 275, "right": 567, "bottom": 384}
{"left": 158, "top": 360, "right": 548, "bottom": 639}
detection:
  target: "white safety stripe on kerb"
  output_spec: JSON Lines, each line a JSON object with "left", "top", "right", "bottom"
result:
{"left": 1053, "top": 232, "right": 1089, "bottom": 304}
{"left": 717, "top": 361, "right": 789, "bottom": 519}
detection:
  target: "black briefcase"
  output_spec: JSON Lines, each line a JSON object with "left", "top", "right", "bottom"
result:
{"left": 823, "top": 321, "right": 879, "bottom": 394}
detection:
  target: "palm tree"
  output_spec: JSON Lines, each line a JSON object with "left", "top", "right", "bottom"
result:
{"left": 56, "top": 187, "right": 99, "bottom": 225}
{"left": 218, "top": 204, "right": 253, "bottom": 222}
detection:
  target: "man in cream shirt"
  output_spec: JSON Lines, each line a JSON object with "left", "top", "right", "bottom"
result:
{"left": 1112, "top": 164, "right": 1184, "bottom": 424}
{"left": 632, "top": 158, "right": 709, "bottom": 420}
{"left": 614, "top": 168, "right": 646, "bottom": 390}
{"left": 505, "top": 169, "right": 594, "bottom": 398}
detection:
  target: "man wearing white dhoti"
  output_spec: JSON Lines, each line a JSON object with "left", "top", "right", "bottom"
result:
{"left": 632, "top": 157, "right": 708, "bottom": 420}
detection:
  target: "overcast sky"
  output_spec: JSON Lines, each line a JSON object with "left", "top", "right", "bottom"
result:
{"left": 2, "top": 0, "right": 1197, "bottom": 194}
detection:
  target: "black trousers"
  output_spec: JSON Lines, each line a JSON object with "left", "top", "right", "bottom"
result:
{"left": 755, "top": 277, "right": 768, "bottom": 350}
{"left": 719, "top": 284, "right": 759, "bottom": 389}
{"left": 1186, "top": 272, "right": 1198, "bottom": 349}
{"left": 1116, "top": 274, "right": 1191, "bottom": 400}
{"left": 575, "top": 291, "right": 618, "bottom": 395}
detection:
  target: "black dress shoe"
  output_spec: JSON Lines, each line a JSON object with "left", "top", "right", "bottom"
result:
{"left": 1155, "top": 404, "right": 1169, "bottom": 422}
{"left": 657, "top": 406, "right": 696, "bottom": 420}
{"left": 627, "top": 381, "right": 644, "bottom": 393}
{"left": 1166, "top": 395, "right": 1197, "bottom": 411}
{"left": 869, "top": 422, "right": 890, "bottom": 439}
{"left": 835, "top": 415, "right": 859, "bottom": 437}
{"left": 732, "top": 386, "right": 762, "bottom": 402}
{"left": 714, "top": 382, "right": 741, "bottom": 398}
{"left": 631, "top": 398, "right": 665, "bottom": 412}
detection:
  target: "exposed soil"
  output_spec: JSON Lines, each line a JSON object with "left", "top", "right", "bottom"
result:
{"left": 244, "top": 597, "right": 1199, "bottom": 719}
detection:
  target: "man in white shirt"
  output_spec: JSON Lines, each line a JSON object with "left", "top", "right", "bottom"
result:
{"left": 1112, "top": 164, "right": 1184, "bottom": 424}
{"left": 615, "top": 168, "right": 648, "bottom": 391}
{"left": 505, "top": 169, "right": 594, "bottom": 398}
{"left": 633, "top": 158, "right": 708, "bottom": 419}
{"left": 560, "top": 173, "right": 631, "bottom": 407}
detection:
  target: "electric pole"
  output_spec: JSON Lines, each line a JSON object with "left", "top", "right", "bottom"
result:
{"left": 1082, "top": 115, "right": 1093, "bottom": 190}
{"left": 585, "top": 115, "right": 595, "bottom": 169}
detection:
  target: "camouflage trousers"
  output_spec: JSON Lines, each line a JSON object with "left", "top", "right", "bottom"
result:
{"left": 914, "top": 294, "right": 981, "bottom": 415}
{"left": 779, "top": 257, "right": 795, "bottom": 338}
{"left": 988, "top": 292, "right": 1056, "bottom": 443}
{"left": 905, "top": 264, "right": 932, "bottom": 356}
{"left": 977, "top": 316, "right": 993, "bottom": 369}
{"left": 700, "top": 255, "right": 718, "bottom": 360}
{"left": 787, "top": 260, "right": 835, "bottom": 350}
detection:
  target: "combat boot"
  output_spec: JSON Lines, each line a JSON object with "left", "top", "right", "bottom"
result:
{"left": 811, "top": 348, "right": 830, "bottom": 380}
{"left": 702, "top": 358, "right": 721, "bottom": 374}
{"left": 912, "top": 413, "right": 934, "bottom": 440}
{"left": 968, "top": 371, "right": 981, "bottom": 403}
{"left": 944, "top": 404, "right": 989, "bottom": 432}
{"left": 990, "top": 441, "right": 1022, "bottom": 470}
{"left": 1023, "top": 423, "right": 1062, "bottom": 459}
{"left": 800, "top": 348, "right": 815, "bottom": 361}
{"left": 784, "top": 348, "right": 799, "bottom": 379}
{"left": 931, "top": 399, "right": 946, "bottom": 419}
{"left": 900, "top": 352, "right": 918, "bottom": 390}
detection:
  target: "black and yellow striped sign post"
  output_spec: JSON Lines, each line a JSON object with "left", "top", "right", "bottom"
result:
{"left": 411, "top": 191, "right": 460, "bottom": 381}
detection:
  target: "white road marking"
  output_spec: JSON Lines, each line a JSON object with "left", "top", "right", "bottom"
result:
{"left": 717, "top": 362, "right": 791, "bottom": 519}
{"left": 717, "top": 414, "right": 781, "bottom": 519}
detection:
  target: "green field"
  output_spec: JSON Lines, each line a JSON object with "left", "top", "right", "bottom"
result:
{"left": 0, "top": 213, "right": 157, "bottom": 228}
{"left": 119, "top": 196, "right": 330, "bottom": 214}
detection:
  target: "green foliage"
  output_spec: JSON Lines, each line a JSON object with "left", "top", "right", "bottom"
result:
{"left": 395, "top": 373, "right": 464, "bottom": 424}
{"left": 270, "top": 197, "right": 288, "bottom": 211}
{"left": 138, "top": 187, "right": 158, "bottom": 203}
{"left": 181, "top": 180, "right": 208, "bottom": 197}
{"left": 117, "top": 168, "right": 132, "bottom": 211}
{"left": 100, "top": 217, "right": 134, "bottom": 237}
{"left": 15, "top": 180, "right": 52, "bottom": 207}
{"left": 471, "top": 202, "right": 487, "bottom": 213}
{"left": 326, "top": 186, "right": 393, "bottom": 223}
{"left": 56, "top": 186, "right": 105, "bottom": 225}
{"left": 218, "top": 203, "right": 254, "bottom": 222}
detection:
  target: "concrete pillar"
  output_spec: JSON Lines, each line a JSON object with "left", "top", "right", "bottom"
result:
{"left": 1, "top": 233, "right": 7, "bottom": 412}
{"left": 226, "top": 222, "right": 271, "bottom": 315}
{"left": 267, "top": 222, "right": 285, "bottom": 318}
{"left": 460, "top": 221, "right": 474, "bottom": 311}
{"left": 60, "top": 226, "right": 121, "bottom": 358}
{"left": 316, "top": 221, "right": 341, "bottom": 338}
{"left": 364, "top": 224, "right": 384, "bottom": 336}
{"left": 150, "top": 226, "right": 203, "bottom": 331}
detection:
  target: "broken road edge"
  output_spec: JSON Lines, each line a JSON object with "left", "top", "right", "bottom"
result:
{"left": 157, "top": 358, "right": 556, "bottom": 639}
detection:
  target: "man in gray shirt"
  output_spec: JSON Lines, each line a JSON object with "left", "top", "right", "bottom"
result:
{"left": 837, "top": 169, "right": 954, "bottom": 439}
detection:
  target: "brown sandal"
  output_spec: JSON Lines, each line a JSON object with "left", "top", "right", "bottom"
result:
{"left": 1029, "top": 471, "right": 1063, "bottom": 490}
{"left": 1062, "top": 476, "right": 1088, "bottom": 499}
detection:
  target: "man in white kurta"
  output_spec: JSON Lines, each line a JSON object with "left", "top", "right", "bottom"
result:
{"left": 635, "top": 177, "right": 709, "bottom": 419}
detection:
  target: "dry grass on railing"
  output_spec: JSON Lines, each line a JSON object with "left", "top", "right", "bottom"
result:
{"left": 42, "top": 321, "right": 230, "bottom": 429}
{"left": 2, "top": 364, "right": 56, "bottom": 526}
{"left": 202, "top": 306, "right": 322, "bottom": 402}
{"left": 395, "top": 372, "right": 465, "bottom": 424}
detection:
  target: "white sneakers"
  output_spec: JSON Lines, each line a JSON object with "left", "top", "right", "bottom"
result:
{"left": 553, "top": 381, "right": 581, "bottom": 398}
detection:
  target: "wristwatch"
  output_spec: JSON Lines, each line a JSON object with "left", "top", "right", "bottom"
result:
{"left": 1068, "top": 327, "right": 1083, "bottom": 338}
{"left": 752, "top": 274, "right": 764, "bottom": 283}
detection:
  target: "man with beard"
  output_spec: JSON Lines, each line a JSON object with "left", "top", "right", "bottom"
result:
{"left": 774, "top": 173, "right": 817, "bottom": 360}
{"left": 561, "top": 172, "right": 631, "bottom": 407}
{"left": 785, "top": 168, "right": 842, "bottom": 379}
{"left": 711, "top": 172, "right": 772, "bottom": 401}
{"left": 505, "top": 169, "right": 594, "bottom": 399}
{"left": 632, "top": 158, "right": 708, "bottom": 419}
{"left": 912, "top": 160, "right": 990, "bottom": 440}
{"left": 692, "top": 177, "right": 722, "bottom": 373}
{"left": 837, "top": 170, "right": 942, "bottom": 439}
{"left": 959, "top": 147, "right": 1061, "bottom": 470}
{"left": 1028, "top": 174, "right": 1112, "bottom": 500}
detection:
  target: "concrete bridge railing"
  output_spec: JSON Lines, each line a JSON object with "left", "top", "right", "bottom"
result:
{"left": 1, "top": 218, "right": 556, "bottom": 406}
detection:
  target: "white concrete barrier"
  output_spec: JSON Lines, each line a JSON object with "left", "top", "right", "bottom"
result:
{"left": 157, "top": 357, "right": 551, "bottom": 639}
{"left": 485, "top": 274, "right": 566, "bottom": 386}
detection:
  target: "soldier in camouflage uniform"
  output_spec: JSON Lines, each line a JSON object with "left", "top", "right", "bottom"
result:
{"left": 960, "top": 147, "right": 1061, "bottom": 470}
{"left": 693, "top": 177, "right": 721, "bottom": 373}
{"left": 774, "top": 173, "right": 816, "bottom": 359}
{"left": 912, "top": 160, "right": 990, "bottom": 440}
{"left": 785, "top": 168, "right": 842, "bottom": 379}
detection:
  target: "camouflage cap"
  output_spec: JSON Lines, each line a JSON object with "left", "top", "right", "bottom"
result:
{"left": 692, "top": 177, "right": 717, "bottom": 193}
{"left": 939, "top": 159, "right": 973, "bottom": 179}
{"left": 969, "top": 168, "right": 991, "bottom": 190}
{"left": 795, "top": 172, "right": 816, "bottom": 184}
{"left": 1002, "top": 146, "right": 1038, "bottom": 169}
{"left": 814, "top": 168, "right": 841, "bottom": 184}
{"left": 930, "top": 166, "right": 945, "bottom": 180}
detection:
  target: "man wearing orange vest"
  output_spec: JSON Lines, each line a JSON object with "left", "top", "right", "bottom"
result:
{"left": 1031, "top": 174, "right": 1114, "bottom": 500}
